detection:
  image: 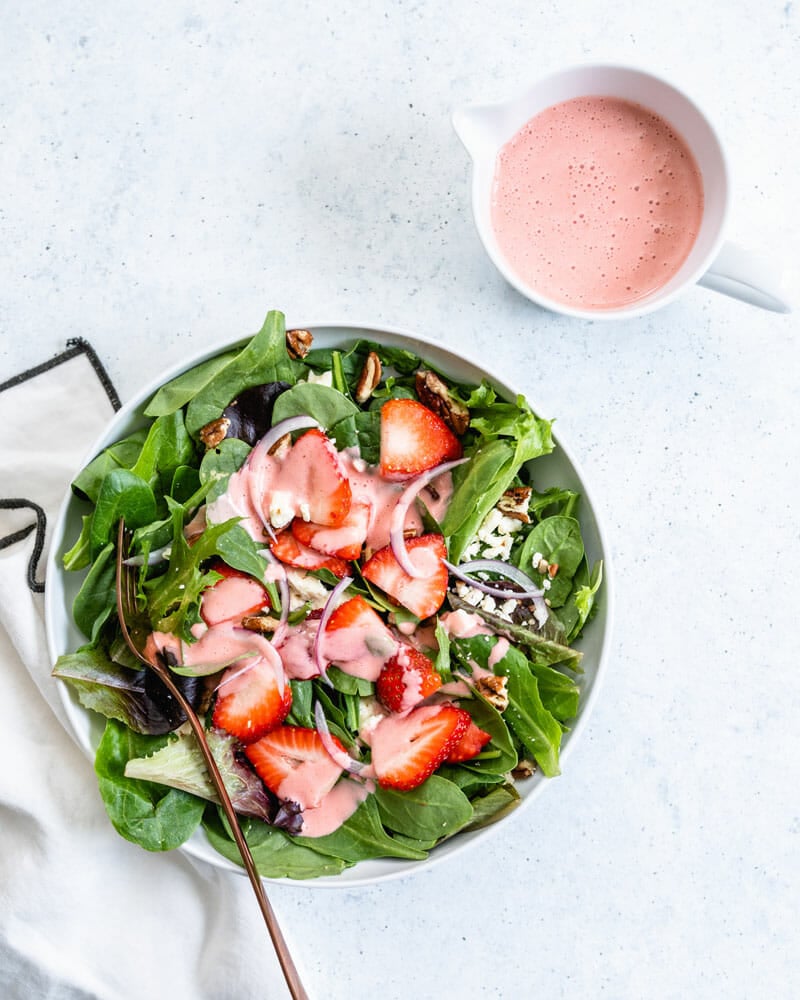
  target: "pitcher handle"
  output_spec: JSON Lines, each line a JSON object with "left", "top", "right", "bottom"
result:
{"left": 698, "top": 240, "right": 791, "bottom": 313}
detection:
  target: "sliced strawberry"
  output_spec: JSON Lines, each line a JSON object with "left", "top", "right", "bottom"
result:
{"left": 376, "top": 645, "right": 443, "bottom": 713}
{"left": 245, "top": 726, "right": 344, "bottom": 809}
{"left": 212, "top": 648, "right": 291, "bottom": 744}
{"left": 200, "top": 561, "right": 271, "bottom": 626}
{"left": 325, "top": 594, "right": 384, "bottom": 632}
{"left": 361, "top": 533, "right": 448, "bottom": 619}
{"left": 279, "top": 428, "right": 352, "bottom": 526}
{"left": 291, "top": 499, "right": 370, "bottom": 561}
{"left": 269, "top": 531, "right": 350, "bottom": 578}
{"left": 323, "top": 595, "right": 397, "bottom": 681}
{"left": 370, "top": 704, "right": 470, "bottom": 790}
{"left": 446, "top": 717, "right": 492, "bottom": 763}
{"left": 379, "top": 398, "right": 462, "bottom": 481}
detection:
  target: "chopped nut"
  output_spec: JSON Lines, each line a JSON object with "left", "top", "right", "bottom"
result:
{"left": 355, "top": 350, "right": 382, "bottom": 404}
{"left": 240, "top": 614, "right": 283, "bottom": 634}
{"left": 474, "top": 674, "right": 509, "bottom": 712}
{"left": 286, "top": 328, "right": 313, "bottom": 359}
{"left": 548, "top": 562, "right": 559, "bottom": 579}
{"left": 497, "top": 486, "right": 532, "bottom": 523}
{"left": 536, "top": 557, "right": 550, "bottom": 575}
{"left": 198, "top": 416, "right": 231, "bottom": 450}
{"left": 512, "top": 759, "right": 536, "bottom": 779}
{"left": 415, "top": 370, "right": 470, "bottom": 435}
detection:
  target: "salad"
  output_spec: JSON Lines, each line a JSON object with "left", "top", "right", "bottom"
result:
{"left": 53, "top": 310, "right": 603, "bottom": 880}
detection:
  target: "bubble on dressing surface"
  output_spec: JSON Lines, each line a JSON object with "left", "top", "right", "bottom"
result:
{"left": 490, "top": 95, "right": 704, "bottom": 309}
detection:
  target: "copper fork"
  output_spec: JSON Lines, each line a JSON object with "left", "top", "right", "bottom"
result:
{"left": 115, "top": 520, "right": 308, "bottom": 1000}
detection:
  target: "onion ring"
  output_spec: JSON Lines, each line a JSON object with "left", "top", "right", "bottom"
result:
{"left": 388, "top": 458, "right": 468, "bottom": 578}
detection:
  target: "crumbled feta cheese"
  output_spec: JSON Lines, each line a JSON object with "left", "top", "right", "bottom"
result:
{"left": 285, "top": 569, "right": 329, "bottom": 609}
{"left": 531, "top": 552, "right": 543, "bottom": 567}
{"left": 542, "top": 578, "right": 552, "bottom": 591}
{"left": 499, "top": 599, "right": 518, "bottom": 619}
{"left": 269, "top": 490, "right": 295, "bottom": 529}
{"left": 306, "top": 369, "right": 333, "bottom": 387}
{"left": 497, "top": 514, "right": 523, "bottom": 536}
{"left": 479, "top": 594, "right": 497, "bottom": 613}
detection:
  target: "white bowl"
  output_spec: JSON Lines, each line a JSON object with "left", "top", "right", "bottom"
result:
{"left": 45, "top": 321, "right": 614, "bottom": 888}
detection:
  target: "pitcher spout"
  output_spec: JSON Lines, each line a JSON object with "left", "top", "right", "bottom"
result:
{"left": 451, "top": 102, "right": 510, "bottom": 160}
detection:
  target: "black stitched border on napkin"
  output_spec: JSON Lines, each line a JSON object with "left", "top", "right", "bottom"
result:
{"left": 0, "top": 339, "right": 120, "bottom": 593}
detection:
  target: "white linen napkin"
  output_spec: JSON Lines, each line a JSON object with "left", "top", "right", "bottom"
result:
{"left": 0, "top": 343, "right": 290, "bottom": 1000}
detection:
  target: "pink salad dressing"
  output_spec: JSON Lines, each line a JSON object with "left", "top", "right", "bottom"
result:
{"left": 299, "top": 777, "right": 373, "bottom": 838}
{"left": 200, "top": 572, "right": 267, "bottom": 625}
{"left": 207, "top": 438, "right": 454, "bottom": 554}
{"left": 491, "top": 96, "right": 704, "bottom": 309}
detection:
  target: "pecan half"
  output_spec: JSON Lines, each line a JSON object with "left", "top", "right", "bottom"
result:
{"left": 497, "top": 486, "right": 532, "bottom": 523}
{"left": 286, "top": 328, "right": 313, "bottom": 359}
{"left": 512, "top": 759, "right": 536, "bottom": 779}
{"left": 415, "top": 370, "right": 470, "bottom": 435}
{"left": 355, "top": 350, "right": 382, "bottom": 404}
{"left": 198, "top": 416, "right": 231, "bottom": 450}
{"left": 240, "top": 614, "right": 283, "bottom": 634}
{"left": 474, "top": 673, "right": 509, "bottom": 712}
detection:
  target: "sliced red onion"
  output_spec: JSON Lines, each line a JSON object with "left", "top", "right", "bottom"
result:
{"left": 123, "top": 544, "right": 171, "bottom": 567}
{"left": 247, "top": 414, "right": 320, "bottom": 466}
{"left": 388, "top": 458, "right": 469, "bottom": 578}
{"left": 312, "top": 574, "right": 353, "bottom": 684}
{"left": 314, "top": 700, "right": 366, "bottom": 774}
{"left": 443, "top": 557, "right": 549, "bottom": 626}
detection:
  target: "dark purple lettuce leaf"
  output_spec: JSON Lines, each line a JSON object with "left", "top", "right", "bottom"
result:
{"left": 52, "top": 646, "right": 208, "bottom": 736}
{"left": 221, "top": 382, "right": 291, "bottom": 446}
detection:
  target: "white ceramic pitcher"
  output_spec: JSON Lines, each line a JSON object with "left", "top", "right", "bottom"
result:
{"left": 453, "top": 64, "right": 791, "bottom": 320}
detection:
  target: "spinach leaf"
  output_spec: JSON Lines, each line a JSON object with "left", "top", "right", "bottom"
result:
{"left": 129, "top": 411, "right": 196, "bottom": 494}
{"left": 517, "top": 515, "right": 585, "bottom": 607}
{"left": 271, "top": 382, "right": 359, "bottom": 430}
{"left": 71, "top": 428, "right": 149, "bottom": 503}
{"left": 462, "top": 784, "right": 520, "bottom": 831}
{"left": 89, "top": 469, "right": 157, "bottom": 556}
{"left": 63, "top": 515, "right": 92, "bottom": 571}
{"left": 144, "top": 350, "right": 239, "bottom": 417}
{"left": 185, "top": 311, "right": 304, "bottom": 437}
{"left": 94, "top": 719, "right": 205, "bottom": 851}
{"left": 294, "top": 793, "right": 427, "bottom": 862}
{"left": 493, "top": 648, "right": 563, "bottom": 777}
{"left": 327, "top": 409, "right": 382, "bottom": 465}
{"left": 203, "top": 809, "right": 347, "bottom": 879}
{"left": 199, "top": 437, "right": 251, "bottom": 502}
{"left": 375, "top": 775, "right": 473, "bottom": 841}
{"left": 73, "top": 542, "right": 117, "bottom": 642}
{"left": 286, "top": 680, "right": 314, "bottom": 728}
{"left": 567, "top": 560, "right": 604, "bottom": 641}
{"left": 457, "top": 694, "right": 518, "bottom": 775}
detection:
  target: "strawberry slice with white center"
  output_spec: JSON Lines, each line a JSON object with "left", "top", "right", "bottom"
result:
{"left": 212, "top": 643, "right": 291, "bottom": 744}
{"left": 290, "top": 499, "right": 370, "bottom": 561}
{"left": 200, "top": 561, "right": 271, "bottom": 626}
{"left": 370, "top": 703, "right": 470, "bottom": 790}
{"left": 245, "top": 726, "right": 344, "bottom": 809}
{"left": 361, "top": 533, "right": 448, "bottom": 619}
{"left": 274, "top": 428, "right": 352, "bottom": 527}
{"left": 269, "top": 531, "right": 350, "bottom": 578}
{"left": 379, "top": 398, "right": 462, "bottom": 481}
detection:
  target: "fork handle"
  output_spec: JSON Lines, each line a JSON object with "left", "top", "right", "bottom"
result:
{"left": 150, "top": 660, "right": 309, "bottom": 1000}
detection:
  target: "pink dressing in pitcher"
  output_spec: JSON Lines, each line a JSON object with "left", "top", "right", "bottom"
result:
{"left": 491, "top": 96, "right": 704, "bottom": 309}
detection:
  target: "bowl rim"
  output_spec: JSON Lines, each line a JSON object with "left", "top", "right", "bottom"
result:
{"left": 44, "top": 316, "right": 614, "bottom": 889}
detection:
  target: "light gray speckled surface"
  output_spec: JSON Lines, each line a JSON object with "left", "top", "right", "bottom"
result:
{"left": 2, "top": 2, "right": 798, "bottom": 998}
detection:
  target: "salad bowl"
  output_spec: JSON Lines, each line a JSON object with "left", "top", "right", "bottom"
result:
{"left": 45, "top": 317, "right": 613, "bottom": 888}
